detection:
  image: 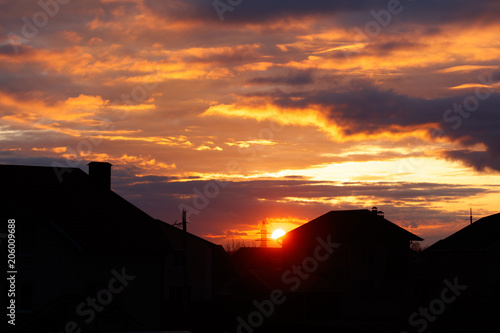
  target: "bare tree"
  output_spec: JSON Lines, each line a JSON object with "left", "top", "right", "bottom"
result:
{"left": 224, "top": 239, "right": 252, "bottom": 253}
{"left": 410, "top": 241, "right": 428, "bottom": 252}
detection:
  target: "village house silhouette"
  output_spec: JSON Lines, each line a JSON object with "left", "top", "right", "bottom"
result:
{"left": 1, "top": 161, "right": 499, "bottom": 332}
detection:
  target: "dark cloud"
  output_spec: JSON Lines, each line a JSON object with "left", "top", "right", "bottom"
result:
{"left": 183, "top": 45, "right": 262, "bottom": 65}
{"left": 251, "top": 84, "right": 449, "bottom": 132}
{"left": 438, "top": 89, "right": 500, "bottom": 172}
{"left": 0, "top": 68, "right": 76, "bottom": 100}
{"left": 0, "top": 43, "right": 33, "bottom": 55}
{"left": 248, "top": 73, "right": 500, "bottom": 171}
{"left": 443, "top": 149, "right": 500, "bottom": 173}
{"left": 0, "top": 0, "right": 129, "bottom": 36}
{"left": 143, "top": 0, "right": 384, "bottom": 24}
{"left": 113, "top": 176, "right": 494, "bottom": 237}
{"left": 371, "top": 40, "right": 424, "bottom": 54}
{"left": 247, "top": 70, "right": 314, "bottom": 86}
{"left": 0, "top": 154, "right": 77, "bottom": 168}
{"left": 143, "top": 0, "right": 500, "bottom": 26}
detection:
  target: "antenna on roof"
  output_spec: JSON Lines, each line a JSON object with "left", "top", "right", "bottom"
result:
{"left": 171, "top": 210, "right": 189, "bottom": 231}
{"left": 470, "top": 207, "right": 473, "bottom": 225}
{"left": 172, "top": 219, "right": 182, "bottom": 229}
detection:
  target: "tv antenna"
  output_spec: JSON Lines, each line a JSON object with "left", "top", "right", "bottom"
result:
{"left": 466, "top": 207, "right": 478, "bottom": 225}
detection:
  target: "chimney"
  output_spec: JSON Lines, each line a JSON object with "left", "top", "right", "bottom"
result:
{"left": 182, "top": 209, "right": 187, "bottom": 232}
{"left": 88, "top": 162, "right": 112, "bottom": 190}
{"left": 372, "top": 206, "right": 384, "bottom": 217}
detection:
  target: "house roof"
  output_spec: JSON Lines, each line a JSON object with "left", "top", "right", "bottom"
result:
{"left": 156, "top": 219, "right": 226, "bottom": 253}
{"left": 285, "top": 209, "right": 423, "bottom": 242}
{"left": 426, "top": 212, "right": 500, "bottom": 251}
{"left": 0, "top": 164, "right": 171, "bottom": 254}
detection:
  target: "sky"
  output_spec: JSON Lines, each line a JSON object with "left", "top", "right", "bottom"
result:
{"left": 1, "top": 0, "right": 499, "bottom": 247}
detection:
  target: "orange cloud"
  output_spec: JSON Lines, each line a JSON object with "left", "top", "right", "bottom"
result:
{"left": 60, "top": 152, "right": 176, "bottom": 173}
{"left": 32, "top": 147, "right": 67, "bottom": 153}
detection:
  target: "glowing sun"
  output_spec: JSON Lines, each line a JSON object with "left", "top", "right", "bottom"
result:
{"left": 271, "top": 229, "right": 286, "bottom": 239}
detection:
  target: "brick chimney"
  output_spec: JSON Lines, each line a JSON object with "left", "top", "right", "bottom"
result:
{"left": 88, "top": 162, "right": 112, "bottom": 190}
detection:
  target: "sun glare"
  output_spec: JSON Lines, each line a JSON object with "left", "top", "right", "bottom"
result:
{"left": 271, "top": 229, "right": 286, "bottom": 239}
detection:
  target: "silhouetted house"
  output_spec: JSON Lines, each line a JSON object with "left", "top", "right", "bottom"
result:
{"left": 231, "top": 247, "right": 284, "bottom": 292}
{"left": 278, "top": 209, "right": 423, "bottom": 323}
{"left": 233, "top": 247, "right": 283, "bottom": 270}
{"left": 422, "top": 212, "right": 500, "bottom": 330}
{"left": 223, "top": 209, "right": 423, "bottom": 331}
{"left": 156, "top": 220, "right": 233, "bottom": 330}
{"left": 0, "top": 162, "right": 232, "bottom": 332}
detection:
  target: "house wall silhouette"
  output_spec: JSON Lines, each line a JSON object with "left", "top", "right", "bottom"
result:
{"left": 279, "top": 209, "right": 423, "bottom": 322}
{"left": 421, "top": 212, "right": 500, "bottom": 331}
{"left": 0, "top": 162, "right": 233, "bottom": 332}
{"left": 224, "top": 209, "right": 424, "bottom": 331}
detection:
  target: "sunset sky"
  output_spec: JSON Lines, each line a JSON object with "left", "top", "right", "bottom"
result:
{"left": 1, "top": 0, "right": 499, "bottom": 247}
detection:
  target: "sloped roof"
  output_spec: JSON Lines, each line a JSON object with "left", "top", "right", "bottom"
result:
{"left": 285, "top": 209, "right": 422, "bottom": 242}
{"left": 426, "top": 212, "right": 500, "bottom": 251}
{"left": 0, "top": 164, "right": 170, "bottom": 254}
{"left": 157, "top": 219, "right": 226, "bottom": 253}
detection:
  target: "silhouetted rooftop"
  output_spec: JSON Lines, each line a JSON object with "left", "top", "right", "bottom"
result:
{"left": 286, "top": 209, "right": 423, "bottom": 242}
{"left": 426, "top": 212, "right": 500, "bottom": 251}
{"left": 1, "top": 163, "right": 170, "bottom": 254}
